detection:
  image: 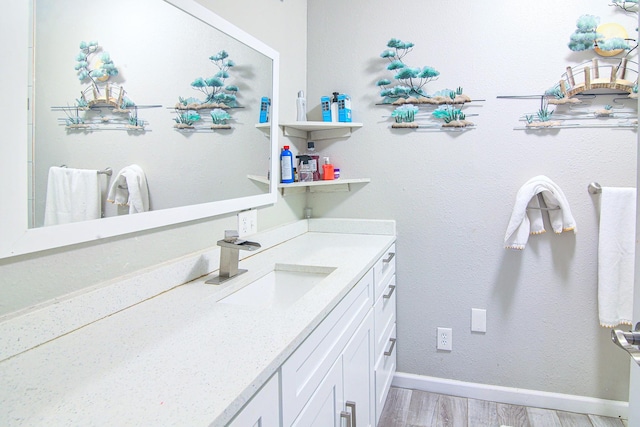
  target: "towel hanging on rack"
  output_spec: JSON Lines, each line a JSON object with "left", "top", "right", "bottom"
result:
{"left": 504, "top": 175, "right": 577, "bottom": 250}
{"left": 597, "top": 186, "right": 635, "bottom": 327}
{"left": 107, "top": 164, "right": 150, "bottom": 214}
{"left": 44, "top": 166, "right": 102, "bottom": 226}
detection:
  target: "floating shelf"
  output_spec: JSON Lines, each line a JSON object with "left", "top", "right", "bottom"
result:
{"left": 248, "top": 175, "right": 370, "bottom": 196}
{"left": 279, "top": 121, "right": 363, "bottom": 140}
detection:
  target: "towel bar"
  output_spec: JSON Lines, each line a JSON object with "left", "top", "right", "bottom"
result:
{"left": 60, "top": 165, "right": 112, "bottom": 176}
{"left": 526, "top": 193, "right": 561, "bottom": 211}
{"left": 588, "top": 182, "right": 602, "bottom": 194}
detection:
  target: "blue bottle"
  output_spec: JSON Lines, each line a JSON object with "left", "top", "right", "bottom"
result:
{"left": 259, "top": 97, "right": 270, "bottom": 123}
{"left": 281, "top": 145, "right": 294, "bottom": 183}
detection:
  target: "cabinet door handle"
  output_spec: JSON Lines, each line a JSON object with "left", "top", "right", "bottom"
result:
{"left": 384, "top": 337, "right": 397, "bottom": 356}
{"left": 346, "top": 401, "right": 357, "bottom": 427}
{"left": 340, "top": 410, "right": 352, "bottom": 427}
{"left": 383, "top": 252, "right": 395, "bottom": 264}
{"left": 383, "top": 285, "right": 396, "bottom": 299}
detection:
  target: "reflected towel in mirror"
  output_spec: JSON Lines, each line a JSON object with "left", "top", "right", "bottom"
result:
{"left": 43, "top": 166, "right": 101, "bottom": 226}
{"left": 107, "top": 164, "right": 150, "bottom": 214}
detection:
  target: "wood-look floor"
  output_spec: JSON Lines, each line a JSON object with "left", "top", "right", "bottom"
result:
{"left": 377, "top": 387, "right": 627, "bottom": 427}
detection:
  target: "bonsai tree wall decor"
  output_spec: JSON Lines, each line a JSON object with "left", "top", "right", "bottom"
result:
{"left": 173, "top": 50, "right": 240, "bottom": 132}
{"left": 376, "top": 38, "right": 440, "bottom": 105}
{"left": 376, "top": 38, "right": 476, "bottom": 130}
{"left": 176, "top": 50, "right": 240, "bottom": 110}
{"left": 55, "top": 40, "right": 151, "bottom": 131}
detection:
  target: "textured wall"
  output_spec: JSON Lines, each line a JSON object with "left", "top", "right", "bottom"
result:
{"left": 306, "top": 0, "right": 636, "bottom": 401}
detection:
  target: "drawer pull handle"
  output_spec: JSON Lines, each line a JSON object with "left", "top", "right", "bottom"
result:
{"left": 341, "top": 410, "right": 352, "bottom": 427}
{"left": 384, "top": 337, "right": 397, "bottom": 356}
{"left": 383, "top": 285, "right": 396, "bottom": 299}
{"left": 346, "top": 401, "right": 357, "bottom": 427}
{"left": 383, "top": 252, "right": 395, "bottom": 264}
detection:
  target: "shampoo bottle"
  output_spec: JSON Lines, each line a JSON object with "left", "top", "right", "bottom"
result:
{"left": 296, "top": 90, "right": 307, "bottom": 121}
{"left": 281, "top": 145, "right": 294, "bottom": 183}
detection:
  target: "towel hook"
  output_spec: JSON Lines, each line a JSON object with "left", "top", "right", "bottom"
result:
{"left": 588, "top": 182, "right": 602, "bottom": 194}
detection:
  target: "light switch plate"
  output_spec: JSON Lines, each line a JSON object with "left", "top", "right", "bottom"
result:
{"left": 471, "top": 308, "right": 486, "bottom": 333}
{"left": 238, "top": 209, "right": 257, "bottom": 237}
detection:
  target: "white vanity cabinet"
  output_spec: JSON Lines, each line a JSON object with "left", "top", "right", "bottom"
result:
{"left": 227, "top": 373, "right": 280, "bottom": 427}
{"left": 280, "top": 243, "right": 396, "bottom": 427}
{"left": 373, "top": 245, "right": 397, "bottom": 423}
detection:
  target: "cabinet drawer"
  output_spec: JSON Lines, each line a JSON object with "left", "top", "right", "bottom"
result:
{"left": 373, "top": 244, "right": 396, "bottom": 301}
{"left": 375, "top": 324, "right": 397, "bottom": 423}
{"left": 374, "top": 274, "right": 396, "bottom": 357}
{"left": 281, "top": 270, "right": 374, "bottom": 427}
{"left": 228, "top": 372, "right": 280, "bottom": 427}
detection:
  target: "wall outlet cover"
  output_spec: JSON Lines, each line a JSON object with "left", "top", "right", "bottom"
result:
{"left": 437, "top": 327, "right": 452, "bottom": 351}
{"left": 238, "top": 209, "right": 258, "bottom": 237}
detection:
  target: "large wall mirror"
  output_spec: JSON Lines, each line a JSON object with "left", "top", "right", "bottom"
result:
{"left": 0, "top": 0, "right": 278, "bottom": 259}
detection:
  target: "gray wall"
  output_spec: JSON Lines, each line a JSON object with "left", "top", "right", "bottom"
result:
{"left": 306, "top": 0, "right": 636, "bottom": 401}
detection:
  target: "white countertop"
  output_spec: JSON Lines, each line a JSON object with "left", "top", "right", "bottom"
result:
{"left": 0, "top": 219, "right": 395, "bottom": 426}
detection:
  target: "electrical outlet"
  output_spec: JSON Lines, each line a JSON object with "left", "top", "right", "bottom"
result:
{"left": 237, "top": 209, "right": 257, "bottom": 237}
{"left": 437, "top": 327, "right": 452, "bottom": 351}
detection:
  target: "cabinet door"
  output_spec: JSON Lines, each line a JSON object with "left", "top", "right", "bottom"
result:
{"left": 291, "top": 357, "right": 344, "bottom": 427}
{"left": 228, "top": 373, "right": 280, "bottom": 427}
{"left": 343, "top": 310, "right": 374, "bottom": 427}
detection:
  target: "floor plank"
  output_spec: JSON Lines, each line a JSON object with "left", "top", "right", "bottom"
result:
{"left": 468, "top": 398, "right": 498, "bottom": 427}
{"left": 526, "top": 406, "right": 563, "bottom": 427}
{"left": 496, "top": 403, "right": 530, "bottom": 427}
{"left": 378, "top": 387, "right": 413, "bottom": 427}
{"left": 406, "top": 389, "right": 439, "bottom": 426}
{"left": 435, "top": 394, "right": 468, "bottom": 427}
{"left": 588, "top": 414, "right": 626, "bottom": 427}
{"left": 556, "top": 410, "right": 593, "bottom": 427}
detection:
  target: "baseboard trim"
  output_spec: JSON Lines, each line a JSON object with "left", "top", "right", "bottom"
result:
{"left": 392, "top": 372, "right": 628, "bottom": 420}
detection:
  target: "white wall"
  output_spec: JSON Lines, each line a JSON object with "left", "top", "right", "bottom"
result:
{"left": 306, "top": 0, "right": 636, "bottom": 401}
{"left": 0, "top": 0, "right": 306, "bottom": 316}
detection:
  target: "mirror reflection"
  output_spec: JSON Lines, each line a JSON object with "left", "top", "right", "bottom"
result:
{"left": 31, "top": 0, "right": 273, "bottom": 228}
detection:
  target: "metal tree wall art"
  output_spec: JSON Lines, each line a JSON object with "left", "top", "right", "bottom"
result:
{"left": 174, "top": 50, "right": 240, "bottom": 131}
{"left": 55, "top": 40, "right": 151, "bottom": 132}
{"left": 376, "top": 38, "right": 476, "bottom": 130}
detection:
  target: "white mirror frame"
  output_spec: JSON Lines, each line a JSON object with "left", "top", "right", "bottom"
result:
{"left": 0, "top": 0, "right": 278, "bottom": 259}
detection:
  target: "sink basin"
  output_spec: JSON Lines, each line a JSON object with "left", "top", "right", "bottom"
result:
{"left": 217, "top": 263, "right": 336, "bottom": 309}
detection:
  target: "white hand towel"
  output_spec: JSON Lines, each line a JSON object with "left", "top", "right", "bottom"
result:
{"left": 504, "top": 175, "right": 577, "bottom": 250}
{"left": 44, "top": 166, "right": 101, "bottom": 226}
{"left": 598, "top": 187, "right": 635, "bottom": 328}
{"left": 107, "top": 164, "right": 149, "bottom": 214}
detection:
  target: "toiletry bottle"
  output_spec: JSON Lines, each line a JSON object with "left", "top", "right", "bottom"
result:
{"left": 330, "top": 92, "right": 339, "bottom": 122}
{"left": 296, "top": 155, "right": 313, "bottom": 182}
{"left": 338, "top": 94, "right": 352, "bottom": 122}
{"left": 321, "top": 96, "right": 332, "bottom": 122}
{"left": 322, "top": 157, "right": 335, "bottom": 181}
{"left": 305, "top": 141, "right": 320, "bottom": 181}
{"left": 259, "top": 97, "right": 270, "bottom": 123}
{"left": 281, "top": 145, "right": 294, "bottom": 183}
{"left": 296, "top": 90, "right": 307, "bottom": 121}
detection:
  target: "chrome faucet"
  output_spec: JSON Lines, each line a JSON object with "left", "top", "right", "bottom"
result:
{"left": 205, "top": 230, "right": 261, "bottom": 284}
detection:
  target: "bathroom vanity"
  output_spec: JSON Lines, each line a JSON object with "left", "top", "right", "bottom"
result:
{"left": 0, "top": 219, "right": 396, "bottom": 426}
